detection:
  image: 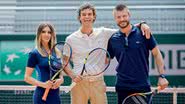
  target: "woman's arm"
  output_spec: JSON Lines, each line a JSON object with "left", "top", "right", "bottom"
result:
{"left": 24, "top": 67, "right": 53, "bottom": 89}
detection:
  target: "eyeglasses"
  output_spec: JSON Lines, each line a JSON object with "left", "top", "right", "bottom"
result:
{"left": 124, "top": 37, "right": 128, "bottom": 47}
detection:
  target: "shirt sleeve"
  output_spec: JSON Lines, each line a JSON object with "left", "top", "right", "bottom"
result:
{"left": 147, "top": 35, "right": 158, "bottom": 50}
{"left": 64, "top": 36, "right": 72, "bottom": 57}
{"left": 27, "top": 50, "right": 38, "bottom": 68}
{"left": 102, "top": 27, "right": 117, "bottom": 39}
{"left": 107, "top": 38, "right": 115, "bottom": 59}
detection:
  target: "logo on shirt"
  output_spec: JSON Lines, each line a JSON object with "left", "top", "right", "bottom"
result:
{"left": 136, "top": 41, "right": 141, "bottom": 44}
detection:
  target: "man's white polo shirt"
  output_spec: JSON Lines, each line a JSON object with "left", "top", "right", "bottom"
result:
{"left": 66, "top": 27, "right": 116, "bottom": 77}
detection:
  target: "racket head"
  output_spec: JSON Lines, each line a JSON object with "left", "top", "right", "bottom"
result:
{"left": 42, "top": 41, "right": 72, "bottom": 101}
{"left": 49, "top": 41, "right": 72, "bottom": 74}
{"left": 82, "top": 47, "right": 111, "bottom": 76}
{"left": 122, "top": 93, "right": 148, "bottom": 104}
{"left": 122, "top": 86, "right": 161, "bottom": 104}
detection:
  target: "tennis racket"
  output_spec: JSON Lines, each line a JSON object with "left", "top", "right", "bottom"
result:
{"left": 42, "top": 41, "right": 72, "bottom": 101}
{"left": 65, "top": 47, "right": 111, "bottom": 93}
{"left": 122, "top": 86, "right": 162, "bottom": 104}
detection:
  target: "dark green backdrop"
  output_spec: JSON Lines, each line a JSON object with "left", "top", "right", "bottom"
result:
{"left": 0, "top": 33, "right": 185, "bottom": 87}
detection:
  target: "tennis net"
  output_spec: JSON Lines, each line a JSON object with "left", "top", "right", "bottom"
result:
{"left": 0, "top": 85, "right": 185, "bottom": 104}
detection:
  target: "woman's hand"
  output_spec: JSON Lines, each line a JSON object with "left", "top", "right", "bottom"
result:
{"left": 41, "top": 80, "right": 53, "bottom": 89}
{"left": 51, "top": 78, "right": 64, "bottom": 89}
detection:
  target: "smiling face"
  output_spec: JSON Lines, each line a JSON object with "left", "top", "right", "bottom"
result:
{"left": 113, "top": 4, "right": 131, "bottom": 29}
{"left": 36, "top": 23, "right": 56, "bottom": 51}
{"left": 79, "top": 8, "right": 96, "bottom": 27}
{"left": 114, "top": 9, "right": 130, "bottom": 29}
{"left": 77, "top": 3, "right": 96, "bottom": 28}
{"left": 40, "top": 26, "right": 52, "bottom": 44}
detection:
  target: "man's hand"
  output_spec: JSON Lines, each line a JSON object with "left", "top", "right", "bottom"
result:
{"left": 72, "top": 75, "right": 82, "bottom": 83}
{"left": 158, "top": 77, "right": 169, "bottom": 90}
{"left": 141, "top": 23, "right": 151, "bottom": 39}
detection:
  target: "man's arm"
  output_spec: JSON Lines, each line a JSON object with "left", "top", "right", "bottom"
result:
{"left": 135, "top": 22, "right": 151, "bottom": 39}
{"left": 152, "top": 46, "right": 169, "bottom": 90}
{"left": 152, "top": 46, "right": 165, "bottom": 74}
{"left": 63, "top": 37, "right": 80, "bottom": 81}
{"left": 63, "top": 56, "right": 81, "bottom": 82}
{"left": 104, "top": 21, "right": 151, "bottom": 39}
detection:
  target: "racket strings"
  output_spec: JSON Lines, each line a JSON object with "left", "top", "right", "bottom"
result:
{"left": 50, "top": 43, "right": 71, "bottom": 72}
{"left": 123, "top": 95, "right": 147, "bottom": 104}
{"left": 85, "top": 49, "right": 109, "bottom": 75}
{"left": 131, "top": 96, "right": 141, "bottom": 104}
{"left": 136, "top": 96, "right": 147, "bottom": 104}
{"left": 42, "top": 41, "right": 72, "bottom": 101}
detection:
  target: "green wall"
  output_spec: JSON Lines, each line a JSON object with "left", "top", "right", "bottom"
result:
{"left": 0, "top": 34, "right": 185, "bottom": 87}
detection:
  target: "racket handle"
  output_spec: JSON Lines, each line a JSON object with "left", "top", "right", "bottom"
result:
{"left": 153, "top": 86, "right": 162, "bottom": 94}
{"left": 42, "top": 88, "right": 50, "bottom": 101}
{"left": 65, "top": 82, "right": 77, "bottom": 93}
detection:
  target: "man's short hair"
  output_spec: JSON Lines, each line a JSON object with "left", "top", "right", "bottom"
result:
{"left": 114, "top": 4, "right": 128, "bottom": 11}
{"left": 77, "top": 2, "right": 96, "bottom": 22}
{"left": 113, "top": 4, "right": 130, "bottom": 16}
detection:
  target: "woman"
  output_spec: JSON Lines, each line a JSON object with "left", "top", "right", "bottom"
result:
{"left": 24, "top": 23, "right": 63, "bottom": 104}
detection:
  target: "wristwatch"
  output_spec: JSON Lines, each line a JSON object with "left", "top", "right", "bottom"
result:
{"left": 159, "top": 74, "right": 166, "bottom": 78}
{"left": 139, "top": 21, "right": 147, "bottom": 28}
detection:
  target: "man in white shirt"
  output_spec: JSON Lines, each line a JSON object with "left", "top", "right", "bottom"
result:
{"left": 64, "top": 3, "right": 151, "bottom": 104}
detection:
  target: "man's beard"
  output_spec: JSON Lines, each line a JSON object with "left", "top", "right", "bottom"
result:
{"left": 117, "top": 21, "right": 129, "bottom": 29}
